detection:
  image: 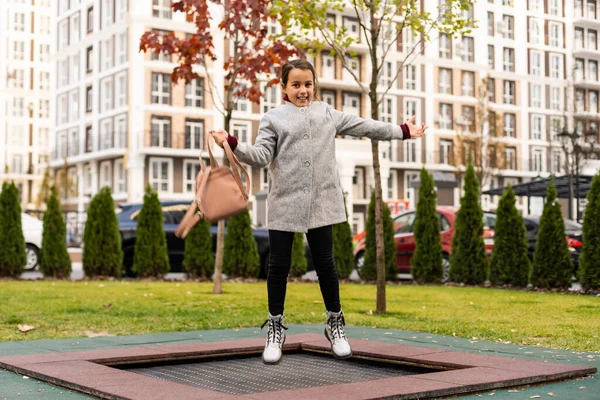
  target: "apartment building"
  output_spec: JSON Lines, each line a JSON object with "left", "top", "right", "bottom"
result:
{"left": 49, "top": 0, "right": 599, "bottom": 233}
{"left": 0, "top": 0, "right": 52, "bottom": 208}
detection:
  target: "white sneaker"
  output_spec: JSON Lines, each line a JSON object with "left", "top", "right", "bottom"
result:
{"left": 261, "top": 314, "right": 287, "bottom": 364}
{"left": 324, "top": 310, "right": 352, "bottom": 359}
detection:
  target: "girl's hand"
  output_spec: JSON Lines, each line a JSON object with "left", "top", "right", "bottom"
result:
{"left": 210, "top": 130, "right": 229, "bottom": 148}
{"left": 406, "top": 115, "right": 428, "bottom": 139}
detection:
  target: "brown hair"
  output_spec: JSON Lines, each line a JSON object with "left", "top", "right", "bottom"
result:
{"left": 281, "top": 59, "right": 318, "bottom": 88}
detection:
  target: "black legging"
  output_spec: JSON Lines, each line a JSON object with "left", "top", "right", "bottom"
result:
{"left": 267, "top": 225, "right": 341, "bottom": 316}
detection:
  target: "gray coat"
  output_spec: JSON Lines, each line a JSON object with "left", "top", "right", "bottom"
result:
{"left": 234, "top": 101, "right": 405, "bottom": 233}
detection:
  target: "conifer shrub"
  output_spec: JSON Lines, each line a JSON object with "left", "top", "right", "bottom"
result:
{"left": 531, "top": 176, "right": 572, "bottom": 289}
{"left": 332, "top": 193, "right": 354, "bottom": 279}
{"left": 361, "top": 191, "right": 397, "bottom": 281}
{"left": 183, "top": 219, "right": 215, "bottom": 279}
{"left": 411, "top": 168, "right": 444, "bottom": 283}
{"left": 449, "top": 154, "right": 488, "bottom": 285}
{"left": 133, "top": 185, "right": 170, "bottom": 278}
{"left": 489, "top": 186, "right": 530, "bottom": 287}
{"left": 40, "top": 186, "right": 72, "bottom": 278}
{"left": 223, "top": 208, "right": 260, "bottom": 278}
{"left": 82, "top": 187, "right": 123, "bottom": 278}
{"left": 0, "top": 182, "right": 27, "bottom": 277}
{"left": 578, "top": 173, "right": 600, "bottom": 291}
{"left": 289, "top": 232, "right": 307, "bottom": 277}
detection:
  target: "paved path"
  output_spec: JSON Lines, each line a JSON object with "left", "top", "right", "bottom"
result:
{"left": 0, "top": 325, "right": 597, "bottom": 399}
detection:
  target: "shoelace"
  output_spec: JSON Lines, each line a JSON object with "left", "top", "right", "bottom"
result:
{"left": 328, "top": 313, "right": 347, "bottom": 341}
{"left": 261, "top": 317, "right": 288, "bottom": 345}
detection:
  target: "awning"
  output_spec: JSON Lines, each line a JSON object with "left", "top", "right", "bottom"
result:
{"left": 482, "top": 175, "right": 593, "bottom": 199}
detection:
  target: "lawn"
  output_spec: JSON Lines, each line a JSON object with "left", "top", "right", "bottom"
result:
{"left": 0, "top": 280, "right": 598, "bottom": 352}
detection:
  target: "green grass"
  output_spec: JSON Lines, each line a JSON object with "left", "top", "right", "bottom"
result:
{"left": 0, "top": 281, "right": 599, "bottom": 352}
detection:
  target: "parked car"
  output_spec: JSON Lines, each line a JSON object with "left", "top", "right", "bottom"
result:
{"left": 117, "top": 201, "right": 314, "bottom": 278}
{"left": 21, "top": 213, "right": 43, "bottom": 271}
{"left": 523, "top": 216, "right": 582, "bottom": 272}
{"left": 353, "top": 206, "right": 497, "bottom": 281}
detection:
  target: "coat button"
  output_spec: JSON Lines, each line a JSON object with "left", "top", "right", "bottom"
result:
{"left": 304, "top": 187, "right": 310, "bottom": 194}
{"left": 304, "top": 161, "right": 310, "bottom": 167}
{"left": 299, "top": 108, "right": 306, "bottom": 113}
{"left": 303, "top": 134, "right": 309, "bottom": 139}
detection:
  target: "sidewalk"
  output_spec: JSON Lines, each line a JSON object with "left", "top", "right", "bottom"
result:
{"left": 0, "top": 325, "right": 597, "bottom": 399}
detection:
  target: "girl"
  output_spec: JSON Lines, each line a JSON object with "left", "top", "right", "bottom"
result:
{"left": 212, "top": 59, "right": 427, "bottom": 365}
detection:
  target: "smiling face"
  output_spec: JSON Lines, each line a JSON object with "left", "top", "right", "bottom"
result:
{"left": 282, "top": 68, "right": 315, "bottom": 107}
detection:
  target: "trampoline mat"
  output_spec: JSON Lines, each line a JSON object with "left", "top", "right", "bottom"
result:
{"left": 124, "top": 352, "right": 438, "bottom": 395}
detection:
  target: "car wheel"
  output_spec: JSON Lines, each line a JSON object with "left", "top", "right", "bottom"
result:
{"left": 355, "top": 251, "right": 365, "bottom": 279}
{"left": 442, "top": 254, "right": 450, "bottom": 283}
{"left": 25, "top": 244, "right": 40, "bottom": 271}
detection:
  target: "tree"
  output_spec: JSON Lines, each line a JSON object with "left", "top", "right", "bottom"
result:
{"left": 579, "top": 173, "right": 600, "bottom": 291}
{"left": 35, "top": 168, "right": 52, "bottom": 210}
{"left": 40, "top": 186, "right": 72, "bottom": 279}
{"left": 82, "top": 187, "right": 123, "bottom": 278}
{"left": 449, "top": 153, "right": 487, "bottom": 285}
{"left": 362, "top": 191, "right": 396, "bottom": 282}
{"left": 411, "top": 168, "right": 443, "bottom": 283}
{"left": 332, "top": 193, "right": 354, "bottom": 279}
{"left": 133, "top": 185, "right": 170, "bottom": 278}
{"left": 0, "top": 182, "right": 27, "bottom": 277}
{"left": 183, "top": 219, "right": 215, "bottom": 279}
{"left": 223, "top": 208, "right": 260, "bottom": 278}
{"left": 290, "top": 232, "right": 307, "bottom": 277}
{"left": 489, "top": 186, "right": 530, "bottom": 287}
{"left": 276, "top": 0, "right": 472, "bottom": 313}
{"left": 531, "top": 176, "right": 572, "bottom": 289}
{"left": 139, "top": 0, "right": 301, "bottom": 294}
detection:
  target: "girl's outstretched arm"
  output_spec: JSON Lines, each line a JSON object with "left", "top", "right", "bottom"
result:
{"left": 211, "top": 117, "right": 277, "bottom": 167}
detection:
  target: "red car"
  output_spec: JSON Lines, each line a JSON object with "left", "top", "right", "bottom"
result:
{"left": 353, "top": 206, "right": 497, "bottom": 281}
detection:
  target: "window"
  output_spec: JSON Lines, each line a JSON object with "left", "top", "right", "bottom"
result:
{"left": 38, "top": 127, "right": 49, "bottom": 148}
{"left": 488, "top": 78, "right": 496, "bottom": 103}
{"left": 532, "top": 149, "right": 544, "bottom": 172}
{"left": 101, "top": 76, "right": 113, "bottom": 112}
{"left": 69, "top": 89, "right": 79, "bottom": 121}
{"left": 114, "top": 159, "right": 126, "bottom": 193}
{"left": 115, "top": 114, "right": 127, "bottom": 147}
{"left": 379, "top": 61, "right": 392, "bottom": 88}
{"left": 9, "top": 125, "right": 25, "bottom": 146}
{"left": 531, "top": 84, "right": 543, "bottom": 108}
{"left": 9, "top": 69, "right": 24, "bottom": 89}
{"left": 153, "top": 0, "right": 172, "bottom": 18}
{"left": 505, "top": 147, "right": 517, "bottom": 170}
{"left": 590, "top": 0, "right": 597, "bottom": 18}
{"left": 439, "top": 33, "right": 451, "bottom": 59}
{"left": 100, "top": 118, "right": 113, "bottom": 149}
{"left": 461, "top": 71, "right": 474, "bottom": 97}
{"left": 183, "top": 161, "right": 200, "bottom": 193}
{"left": 529, "top": 0, "right": 543, "bottom": 12}
{"left": 404, "top": 99, "right": 417, "bottom": 124}
{"left": 387, "top": 171, "right": 397, "bottom": 200}
{"left": 488, "top": 45, "right": 495, "bottom": 69}
{"left": 531, "top": 115, "right": 543, "bottom": 140}
{"left": 85, "top": 126, "right": 94, "bottom": 152}
{"left": 342, "top": 92, "right": 361, "bottom": 116}
{"left": 71, "top": 53, "right": 80, "bottom": 82}
{"left": 11, "top": 155, "right": 24, "bottom": 174}
{"left": 590, "top": 91, "right": 598, "bottom": 113}
{"left": 549, "top": 0, "right": 561, "bottom": 15}
{"left": 502, "top": 15, "right": 514, "bottom": 39}
{"left": 576, "top": 58, "right": 585, "bottom": 81}
{"left": 12, "top": 41, "right": 25, "bottom": 61}
{"left": 439, "top": 140, "right": 453, "bottom": 164}
{"left": 487, "top": 12, "right": 494, "bottom": 36}
{"left": 461, "top": 36, "right": 474, "bottom": 62}
{"left": 321, "top": 90, "right": 336, "bottom": 107}
{"left": 57, "top": 94, "right": 68, "bottom": 124}
{"left": 503, "top": 80, "right": 515, "bottom": 104}
{"left": 403, "top": 27, "right": 418, "bottom": 49}
{"left": 321, "top": 53, "right": 335, "bottom": 79}
{"left": 185, "top": 79, "right": 204, "bottom": 107}
{"left": 551, "top": 87, "right": 562, "bottom": 110}
{"left": 343, "top": 55, "right": 360, "bottom": 82}
{"left": 404, "top": 140, "right": 417, "bottom": 163}
{"left": 102, "top": 0, "right": 114, "bottom": 27}
{"left": 575, "top": 28, "right": 584, "bottom": 50}
{"left": 58, "top": 19, "right": 69, "bottom": 50}
{"left": 503, "top": 47, "right": 515, "bottom": 72}
{"left": 115, "top": 71, "right": 127, "bottom": 107}
{"left": 118, "top": 31, "right": 128, "bottom": 64}
{"left": 353, "top": 168, "right": 365, "bottom": 199}
{"left": 503, "top": 113, "right": 515, "bottom": 137}
{"left": 379, "top": 97, "right": 393, "bottom": 123}
{"left": 262, "top": 84, "right": 280, "bottom": 112}
{"left": 116, "top": 0, "right": 128, "bottom": 22}
{"left": 185, "top": 119, "right": 204, "bottom": 149}
{"left": 151, "top": 116, "right": 171, "bottom": 147}
{"left": 14, "top": 12, "right": 25, "bottom": 31}
{"left": 149, "top": 158, "right": 172, "bottom": 192}
{"left": 439, "top": 103, "right": 453, "bottom": 130}
{"left": 530, "top": 50, "right": 543, "bottom": 76}
{"left": 86, "top": 46, "right": 93, "bottom": 72}
{"left": 102, "top": 36, "right": 114, "bottom": 71}
{"left": 589, "top": 30, "right": 598, "bottom": 50}
{"left": 39, "top": 44, "right": 50, "bottom": 62}
{"left": 87, "top": 7, "right": 93, "bottom": 33}
{"left": 68, "top": 128, "right": 79, "bottom": 157}
{"left": 404, "top": 65, "right": 417, "bottom": 90}
{"left": 552, "top": 151, "right": 562, "bottom": 173}
{"left": 549, "top": 22, "right": 562, "bottom": 47}
{"left": 576, "top": 89, "right": 585, "bottom": 112}
{"left": 84, "top": 164, "right": 92, "bottom": 194}
{"left": 590, "top": 60, "right": 598, "bottom": 81}
{"left": 151, "top": 73, "right": 171, "bottom": 104}
{"left": 11, "top": 97, "right": 24, "bottom": 117}
{"left": 439, "top": 68, "right": 452, "bottom": 94}
{"left": 343, "top": 17, "right": 360, "bottom": 41}
{"left": 529, "top": 18, "right": 542, "bottom": 44}
{"left": 86, "top": 86, "right": 93, "bottom": 112}
{"left": 549, "top": 53, "right": 563, "bottom": 79}
{"left": 232, "top": 122, "right": 250, "bottom": 143}
{"left": 233, "top": 91, "right": 250, "bottom": 113}
{"left": 70, "top": 12, "right": 80, "bottom": 43}
{"left": 461, "top": 106, "right": 475, "bottom": 133}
